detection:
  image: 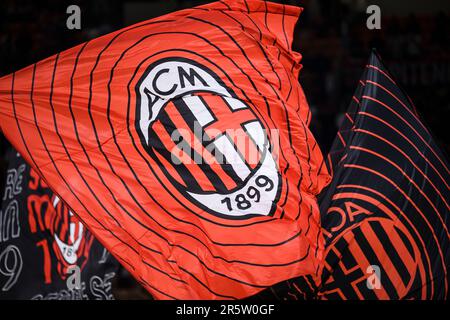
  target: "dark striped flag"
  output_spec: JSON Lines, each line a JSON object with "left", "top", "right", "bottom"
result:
{"left": 251, "top": 51, "right": 450, "bottom": 301}
{"left": 0, "top": 147, "right": 118, "bottom": 299}
{"left": 318, "top": 51, "right": 449, "bottom": 299}
{"left": 0, "top": 0, "right": 331, "bottom": 299}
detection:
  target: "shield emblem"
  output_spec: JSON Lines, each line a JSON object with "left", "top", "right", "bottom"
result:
{"left": 136, "top": 58, "right": 281, "bottom": 218}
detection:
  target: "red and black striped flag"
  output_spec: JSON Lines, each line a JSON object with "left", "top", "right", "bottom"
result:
{"left": 0, "top": 1, "right": 330, "bottom": 299}
{"left": 1, "top": 147, "right": 118, "bottom": 299}
{"left": 318, "top": 51, "right": 449, "bottom": 299}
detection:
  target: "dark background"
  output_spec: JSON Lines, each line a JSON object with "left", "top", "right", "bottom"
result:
{"left": 1, "top": 0, "right": 449, "bottom": 299}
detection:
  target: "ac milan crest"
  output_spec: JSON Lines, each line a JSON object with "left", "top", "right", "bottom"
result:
{"left": 135, "top": 58, "right": 281, "bottom": 219}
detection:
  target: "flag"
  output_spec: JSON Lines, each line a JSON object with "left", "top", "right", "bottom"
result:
{"left": 0, "top": 147, "right": 118, "bottom": 299}
{"left": 318, "top": 51, "right": 449, "bottom": 299}
{"left": 250, "top": 51, "right": 449, "bottom": 301}
{"left": 0, "top": 0, "right": 330, "bottom": 299}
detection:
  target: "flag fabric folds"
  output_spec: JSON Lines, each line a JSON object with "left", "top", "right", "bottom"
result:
{"left": 0, "top": 0, "right": 330, "bottom": 299}
{"left": 250, "top": 51, "right": 449, "bottom": 301}
{"left": 318, "top": 52, "right": 449, "bottom": 299}
{"left": 0, "top": 147, "right": 118, "bottom": 299}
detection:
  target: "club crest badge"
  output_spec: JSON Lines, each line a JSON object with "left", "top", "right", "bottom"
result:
{"left": 135, "top": 58, "right": 281, "bottom": 219}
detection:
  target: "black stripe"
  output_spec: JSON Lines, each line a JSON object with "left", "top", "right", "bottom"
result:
{"left": 186, "top": 15, "right": 304, "bottom": 220}
{"left": 178, "top": 265, "right": 237, "bottom": 299}
{"left": 243, "top": 0, "right": 250, "bottom": 13}
{"left": 12, "top": 59, "right": 174, "bottom": 300}
{"left": 45, "top": 51, "right": 186, "bottom": 292}
{"left": 370, "top": 220, "right": 412, "bottom": 287}
{"left": 120, "top": 39, "right": 286, "bottom": 229}
{"left": 303, "top": 204, "right": 313, "bottom": 237}
{"left": 171, "top": 97, "right": 242, "bottom": 187}
{"left": 158, "top": 108, "right": 229, "bottom": 192}
{"left": 285, "top": 60, "right": 296, "bottom": 101}
{"left": 142, "top": 260, "right": 186, "bottom": 284}
{"left": 31, "top": 28, "right": 302, "bottom": 300}
{"left": 395, "top": 225, "right": 415, "bottom": 259}
{"left": 147, "top": 122, "right": 203, "bottom": 192}
{"left": 352, "top": 226, "right": 399, "bottom": 299}
{"left": 245, "top": 8, "right": 262, "bottom": 41}
{"left": 219, "top": 0, "right": 232, "bottom": 10}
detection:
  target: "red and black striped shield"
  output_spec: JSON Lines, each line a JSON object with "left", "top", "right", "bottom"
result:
{"left": 318, "top": 51, "right": 450, "bottom": 300}
{"left": 139, "top": 58, "right": 279, "bottom": 218}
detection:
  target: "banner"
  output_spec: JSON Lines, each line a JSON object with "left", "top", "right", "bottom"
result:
{"left": 0, "top": 1, "right": 330, "bottom": 299}
{"left": 0, "top": 148, "right": 118, "bottom": 299}
{"left": 250, "top": 51, "right": 449, "bottom": 300}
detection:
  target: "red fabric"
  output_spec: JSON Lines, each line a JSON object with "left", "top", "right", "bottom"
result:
{"left": 0, "top": 0, "right": 330, "bottom": 299}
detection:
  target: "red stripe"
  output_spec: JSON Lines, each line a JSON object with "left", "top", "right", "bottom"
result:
{"left": 366, "top": 64, "right": 396, "bottom": 84}
{"left": 356, "top": 112, "right": 450, "bottom": 190}
{"left": 343, "top": 163, "right": 448, "bottom": 297}
{"left": 327, "top": 154, "right": 333, "bottom": 176}
{"left": 362, "top": 95, "right": 450, "bottom": 175}
{"left": 342, "top": 231, "right": 390, "bottom": 300}
{"left": 338, "top": 153, "right": 348, "bottom": 165}
{"left": 354, "top": 126, "right": 450, "bottom": 210}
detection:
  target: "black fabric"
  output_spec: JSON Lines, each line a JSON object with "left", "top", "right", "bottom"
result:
{"left": 252, "top": 51, "right": 449, "bottom": 300}
{"left": 0, "top": 148, "right": 119, "bottom": 300}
